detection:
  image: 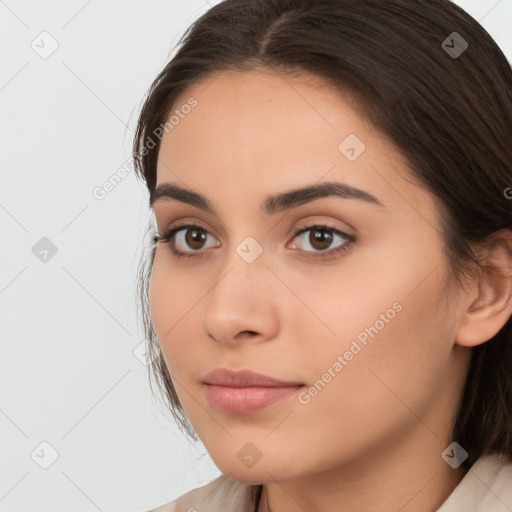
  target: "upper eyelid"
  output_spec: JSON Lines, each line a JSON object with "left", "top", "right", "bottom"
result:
{"left": 158, "top": 212, "right": 355, "bottom": 232}
{"left": 163, "top": 220, "right": 350, "bottom": 234}
{"left": 294, "top": 224, "right": 350, "bottom": 235}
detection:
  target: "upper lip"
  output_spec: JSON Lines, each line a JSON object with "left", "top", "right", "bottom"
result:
{"left": 203, "top": 368, "right": 303, "bottom": 387}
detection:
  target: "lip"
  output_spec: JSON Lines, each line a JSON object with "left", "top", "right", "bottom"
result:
{"left": 202, "top": 368, "right": 304, "bottom": 414}
{"left": 202, "top": 368, "right": 303, "bottom": 387}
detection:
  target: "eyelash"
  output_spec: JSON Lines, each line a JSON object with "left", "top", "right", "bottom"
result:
{"left": 152, "top": 223, "right": 355, "bottom": 261}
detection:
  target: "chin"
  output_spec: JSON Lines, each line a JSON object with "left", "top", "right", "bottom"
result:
{"left": 210, "top": 453, "right": 303, "bottom": 485}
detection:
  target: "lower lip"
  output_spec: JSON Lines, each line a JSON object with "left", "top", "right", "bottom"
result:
{"left": 204, "top": 384, "right": 303, "bottom": 414}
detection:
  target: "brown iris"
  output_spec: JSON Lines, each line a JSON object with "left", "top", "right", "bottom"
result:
{"left": 184, "top": 227, "right": 208, "bottom": 250}
{"left": 308, "top": 228, "right": 333, "bottom": 251}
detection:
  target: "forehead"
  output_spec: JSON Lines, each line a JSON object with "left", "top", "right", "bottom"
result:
{"left": 159, "top": 69, "right": 367, "bottom": 147}
{"left": 154, "top": 68, "right": 429, "bottom": 219}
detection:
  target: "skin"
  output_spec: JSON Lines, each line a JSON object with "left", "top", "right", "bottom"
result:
{"left": 149, "top": 68, "right": 512, "bottom": 512}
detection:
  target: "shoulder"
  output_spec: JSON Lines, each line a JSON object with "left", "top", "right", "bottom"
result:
{"left": 437, "top": 452, "right": 512, "bottom": 511}
{"left": 146, "top": 474, "right": 262, "bottom": 512}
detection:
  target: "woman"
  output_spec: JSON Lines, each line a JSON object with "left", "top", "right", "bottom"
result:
{"left": 133, "top": 0, "right": 512, "bottom": 510}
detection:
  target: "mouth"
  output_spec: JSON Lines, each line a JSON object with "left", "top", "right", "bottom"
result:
{"left": 202, "top": 368, "right": 305, "bottom": 414}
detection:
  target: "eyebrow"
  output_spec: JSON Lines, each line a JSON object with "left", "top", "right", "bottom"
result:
{"left": 150, "top": 181, "right": 384, "bottom": 214}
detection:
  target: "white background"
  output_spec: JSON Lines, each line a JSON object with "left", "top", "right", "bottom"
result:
{"left": 1, "top": 1, "right": 511, "bottom": 510}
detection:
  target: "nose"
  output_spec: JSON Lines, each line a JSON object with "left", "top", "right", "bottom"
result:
{"left": 201, "top": 249, "right": 280, "bottom": 348}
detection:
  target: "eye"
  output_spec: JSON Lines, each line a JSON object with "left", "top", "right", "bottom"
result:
{"left": 288, "top": 224, "right": 354, "bottom": 259}
{"left": 153, "top": 223, "right": 220, "bottom": 260}
{"left": 153, "top": 222, "right": 355, "bottom": 261}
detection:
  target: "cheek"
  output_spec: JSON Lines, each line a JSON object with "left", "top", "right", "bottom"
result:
{"left": 148, "top": 252, "right": 204, "bottom": 373}
{"left": 296, "top": 244, "right": 453, "bottom": 414}
{"left": 290, "top": 289, "right": 448, "bottom": 454}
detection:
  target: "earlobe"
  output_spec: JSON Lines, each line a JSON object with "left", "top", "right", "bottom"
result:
{"left": 455, "top": 231, "right": 512, "bottom": 348}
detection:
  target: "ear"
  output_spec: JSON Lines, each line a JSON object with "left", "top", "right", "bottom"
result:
{"left": 455, "top": 229, "right": 512, "bottom": 348}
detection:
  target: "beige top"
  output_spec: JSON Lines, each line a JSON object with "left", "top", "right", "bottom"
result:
{"left": 147, "top": 453, "right": 512, "bottom": 512}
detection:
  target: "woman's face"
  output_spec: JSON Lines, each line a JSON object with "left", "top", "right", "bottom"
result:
{"left": 149, "top": 69, "right": 472, "bottom": 482}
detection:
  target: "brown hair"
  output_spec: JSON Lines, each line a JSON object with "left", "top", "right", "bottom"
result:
{"left": 133, "top": 0, "right": 512, "bottom": 469}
